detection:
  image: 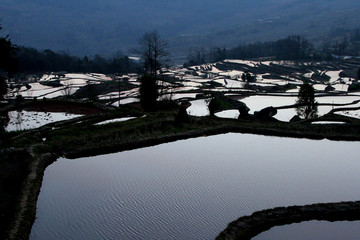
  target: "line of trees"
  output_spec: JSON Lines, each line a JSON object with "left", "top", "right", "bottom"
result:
{"left": 184, "top": 29, "right": 360, "bottom": 67}
{"left": 184, "top": 35, "right": 314, "bottom": 67}
{"left": 231, "top": 35, "right": 313, "bottom": 60}
{"left": 15, "top": 47, "right": 139, "bottom": 75}
{"left": 326, "top": 28, "right": 360, "bottom": 57}
{"left": 0, "top": 25, "right": 17, "bottom": 100}
{"left": 0, "top": 24, "right": 17, "bottom": 133}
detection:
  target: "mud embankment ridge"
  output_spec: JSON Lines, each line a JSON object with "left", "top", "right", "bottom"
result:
{"left": 216, "top": 201, "right": 360, "bottom": 240}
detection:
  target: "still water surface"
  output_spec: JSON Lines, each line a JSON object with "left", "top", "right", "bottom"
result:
{"left": 253, "top": 220, "right": 360, "bottom": 240}
{"left": 30, "top": 133, "right": 360, "bottom": 240}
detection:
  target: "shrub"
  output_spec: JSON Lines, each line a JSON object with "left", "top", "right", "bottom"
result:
{"left": 296, "top": 82, "right": 318, "bottom": 119}
{"left": 139, "top": 74, "right": 158, "bottom": 111}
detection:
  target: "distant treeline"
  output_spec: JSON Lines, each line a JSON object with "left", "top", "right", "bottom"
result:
{"left": 329, "top": 28, "right": 360, "bottom": 56}
{"left": 15, "top": 47, "right": 140, "bottom": 75}
{"left": 184, "top": 35, "right": 316, "bottom": 67}
{"left": 184, "top": 29, "right": 360, "bottom": 67}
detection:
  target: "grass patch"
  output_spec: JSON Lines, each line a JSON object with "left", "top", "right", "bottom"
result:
{"left": 0, "top": 149, "right": 31, "bottom": 240}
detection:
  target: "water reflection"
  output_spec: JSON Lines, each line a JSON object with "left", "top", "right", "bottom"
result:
{"left": 30, "top": 133, "right": 360, "bottom": 240}
{"left": 253, "top": 220, "right": 360, "bottom": 240}
{"left": 0, "top": 111, "right": 9, "bottom": 135}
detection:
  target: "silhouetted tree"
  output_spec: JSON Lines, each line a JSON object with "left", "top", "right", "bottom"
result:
{"left": 86, "top": 83, "right": 98, "bottom": 101}
{"left": 208, "top": 98, "right": 220, "bottom": 116}
{"left": 135, "top": 31, "right": 168, "bottom": 77}
{"left": 183, "top": 49, "right": 207, "bottom": 67}
{"left": 0, "top": 25, "right": 18, "bottom": 99}
{"left": 209, "top": 47, "right": 227, "bottom": 62}
{"left": 224, "top": 35, "right": 313, "bottom": 61}
{"left": 296, "top": 82, "right": 318, "bottom": 119}
{"left": 175, "top": 103, "right": 189, "bottom": 124}
{"left": 0, "top": 76, "right": 7, "bottom": 100}
{"left": 16, "top": 46, "right": 139, "bottom": 74}
{"left": 139, "top": 74, "right": 158, "bottom": 111}
{"left": 0, "top": 111, "right": 9, "bottom": 136}
{"left": 241, "top": 72, "right": 256, "bottom": 83}
{"left": 275, "top": 35, "right": 311, "bottom": 60}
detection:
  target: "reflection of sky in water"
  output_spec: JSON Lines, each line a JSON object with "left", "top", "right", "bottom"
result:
{"left": 254, "top": 220, "right": 360, "bottom": 240}
{"left": 215, "top": 110, "right": 239, "bottom": 119}
{"left": 186, "top": 95, "right": 360, "bottom": 121}
{"left": 187, "top": 99, "right": 210, "bottom": 116}
{"left": 31, "top": 133, "right": 360, "bottom": 240}
{"left": 8, "top": 73, "right": 111, "bottom": 99}
{"left": 95, "top": 117, "right": 137, "bottom": 125}
{"left": 6, "top": 111, "right": 82, "bottom": 132}
{"left": 336, "top": 110, "right": 360, "bottom": 119}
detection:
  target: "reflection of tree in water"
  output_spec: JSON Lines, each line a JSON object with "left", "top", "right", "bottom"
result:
{"left": 0, "top": 111, "right": 10, "bottom": 134}
{"left": 14, "top": 110, "right": 24, "bottom": 131}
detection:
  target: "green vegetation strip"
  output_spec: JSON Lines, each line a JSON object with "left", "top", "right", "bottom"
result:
{"left": 215, "top": 201, "right": 360, "bottom": 240}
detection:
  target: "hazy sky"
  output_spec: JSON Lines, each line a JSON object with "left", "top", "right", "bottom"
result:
{"left": 1, "top": 0, "right": 360, "bottom": 57}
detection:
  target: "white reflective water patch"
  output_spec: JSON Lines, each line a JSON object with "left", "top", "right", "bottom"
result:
{"left": 215, "top": 110, "right": 239, "bottom": 119}
{"left": 187, "top": 99, "right": 209, "bottom": 116}
{"left": 95, "top": 117, "right": 137, "bottom": 125}
{"left": 311, "top": 121, "right": 347, "bottom": 124}
{"left": 6, "top": 111, "right": 82, "bottom": 132}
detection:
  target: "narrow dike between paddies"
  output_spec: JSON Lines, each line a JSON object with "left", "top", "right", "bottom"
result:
{"left": 216, "top": 201, "right": 360, "bottom": 240}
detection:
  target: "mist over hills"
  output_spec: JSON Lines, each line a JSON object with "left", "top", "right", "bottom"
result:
{"left": 1, "top": 0, "right": 360, "bottom": 61}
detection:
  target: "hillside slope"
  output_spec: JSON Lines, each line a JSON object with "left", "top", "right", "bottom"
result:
{"left": 1, "top": 0, "right": 359, "bottom": 58}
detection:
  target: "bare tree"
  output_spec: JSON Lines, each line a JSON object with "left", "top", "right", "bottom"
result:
{"left": 135, "top": 30, "right": 169, "bottom": 77}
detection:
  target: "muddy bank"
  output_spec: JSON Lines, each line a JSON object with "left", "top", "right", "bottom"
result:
{"left": 216, "top": 201, "right": 360, "bottom": 240}
{"left": 1, "top": 100, "right": 108, "bottom": 115}
{"left": 3, "top": 148, "right": 57, "bottom": 240}
{"left": 63, "top": 119, "right": 360, "bottom": 159}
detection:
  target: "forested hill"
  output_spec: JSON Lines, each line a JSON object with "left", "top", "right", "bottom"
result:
{"left": 1, "top": 0, "right": 360, "bottom": 58}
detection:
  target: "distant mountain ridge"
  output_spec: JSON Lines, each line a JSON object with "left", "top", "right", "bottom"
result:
{"left": 1, "top": 0, "right": 359, "bottom": 59}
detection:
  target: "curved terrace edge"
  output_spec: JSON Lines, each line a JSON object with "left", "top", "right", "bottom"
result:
{"left": 216, "top": 201, "right": 360, "bottom": 240}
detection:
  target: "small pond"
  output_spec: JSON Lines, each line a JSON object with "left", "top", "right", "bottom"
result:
{"left": 30, "top": 133, "right": 360, "bottom": 240}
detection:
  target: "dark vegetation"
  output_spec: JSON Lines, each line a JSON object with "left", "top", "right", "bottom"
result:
{"left": 0, "top": 150, "right": 31, "bottom": 240}
{"left": 1, "top": 22, "right": 140, "bottom": 86}
{"left": 134, "top": 30, "right": 169, "bottom": 77}
{"left": 230, "top": 35, "right": 313, "bottom": 60}
{"left": 0, "top": 25, "right": 16, "bottom": 134}
{"left": 296, "top": 83, "right": 318, "bottom": 119}
{"left": 0, "top": 25, "right": 17, "bottom": 99}
{"left": 184, "top": 29, "right": 360, "bottom": 66}
{"left": 136, "top": 31, "right": 169, "bottom": 111}
{"left": 70, "top": 80, "right": 130, "bottom": 102}
{"left": 207, "top": 95, "right": 244, "bottom": 117}
{"left": 15, "top": 47, "right": 139, "bottom": 76}
{"left": 139, "top": 74, "right": 159, "bottom": 111}
{"left": 216, "top": 201, "right": 360, "bottom": 240}
{"left": 0, "top": 111, "right": 10, "bottom": 135}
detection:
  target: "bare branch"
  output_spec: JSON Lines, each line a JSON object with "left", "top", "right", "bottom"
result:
{"left": 135, "top": 30, "right": 169, "bottom": 77}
